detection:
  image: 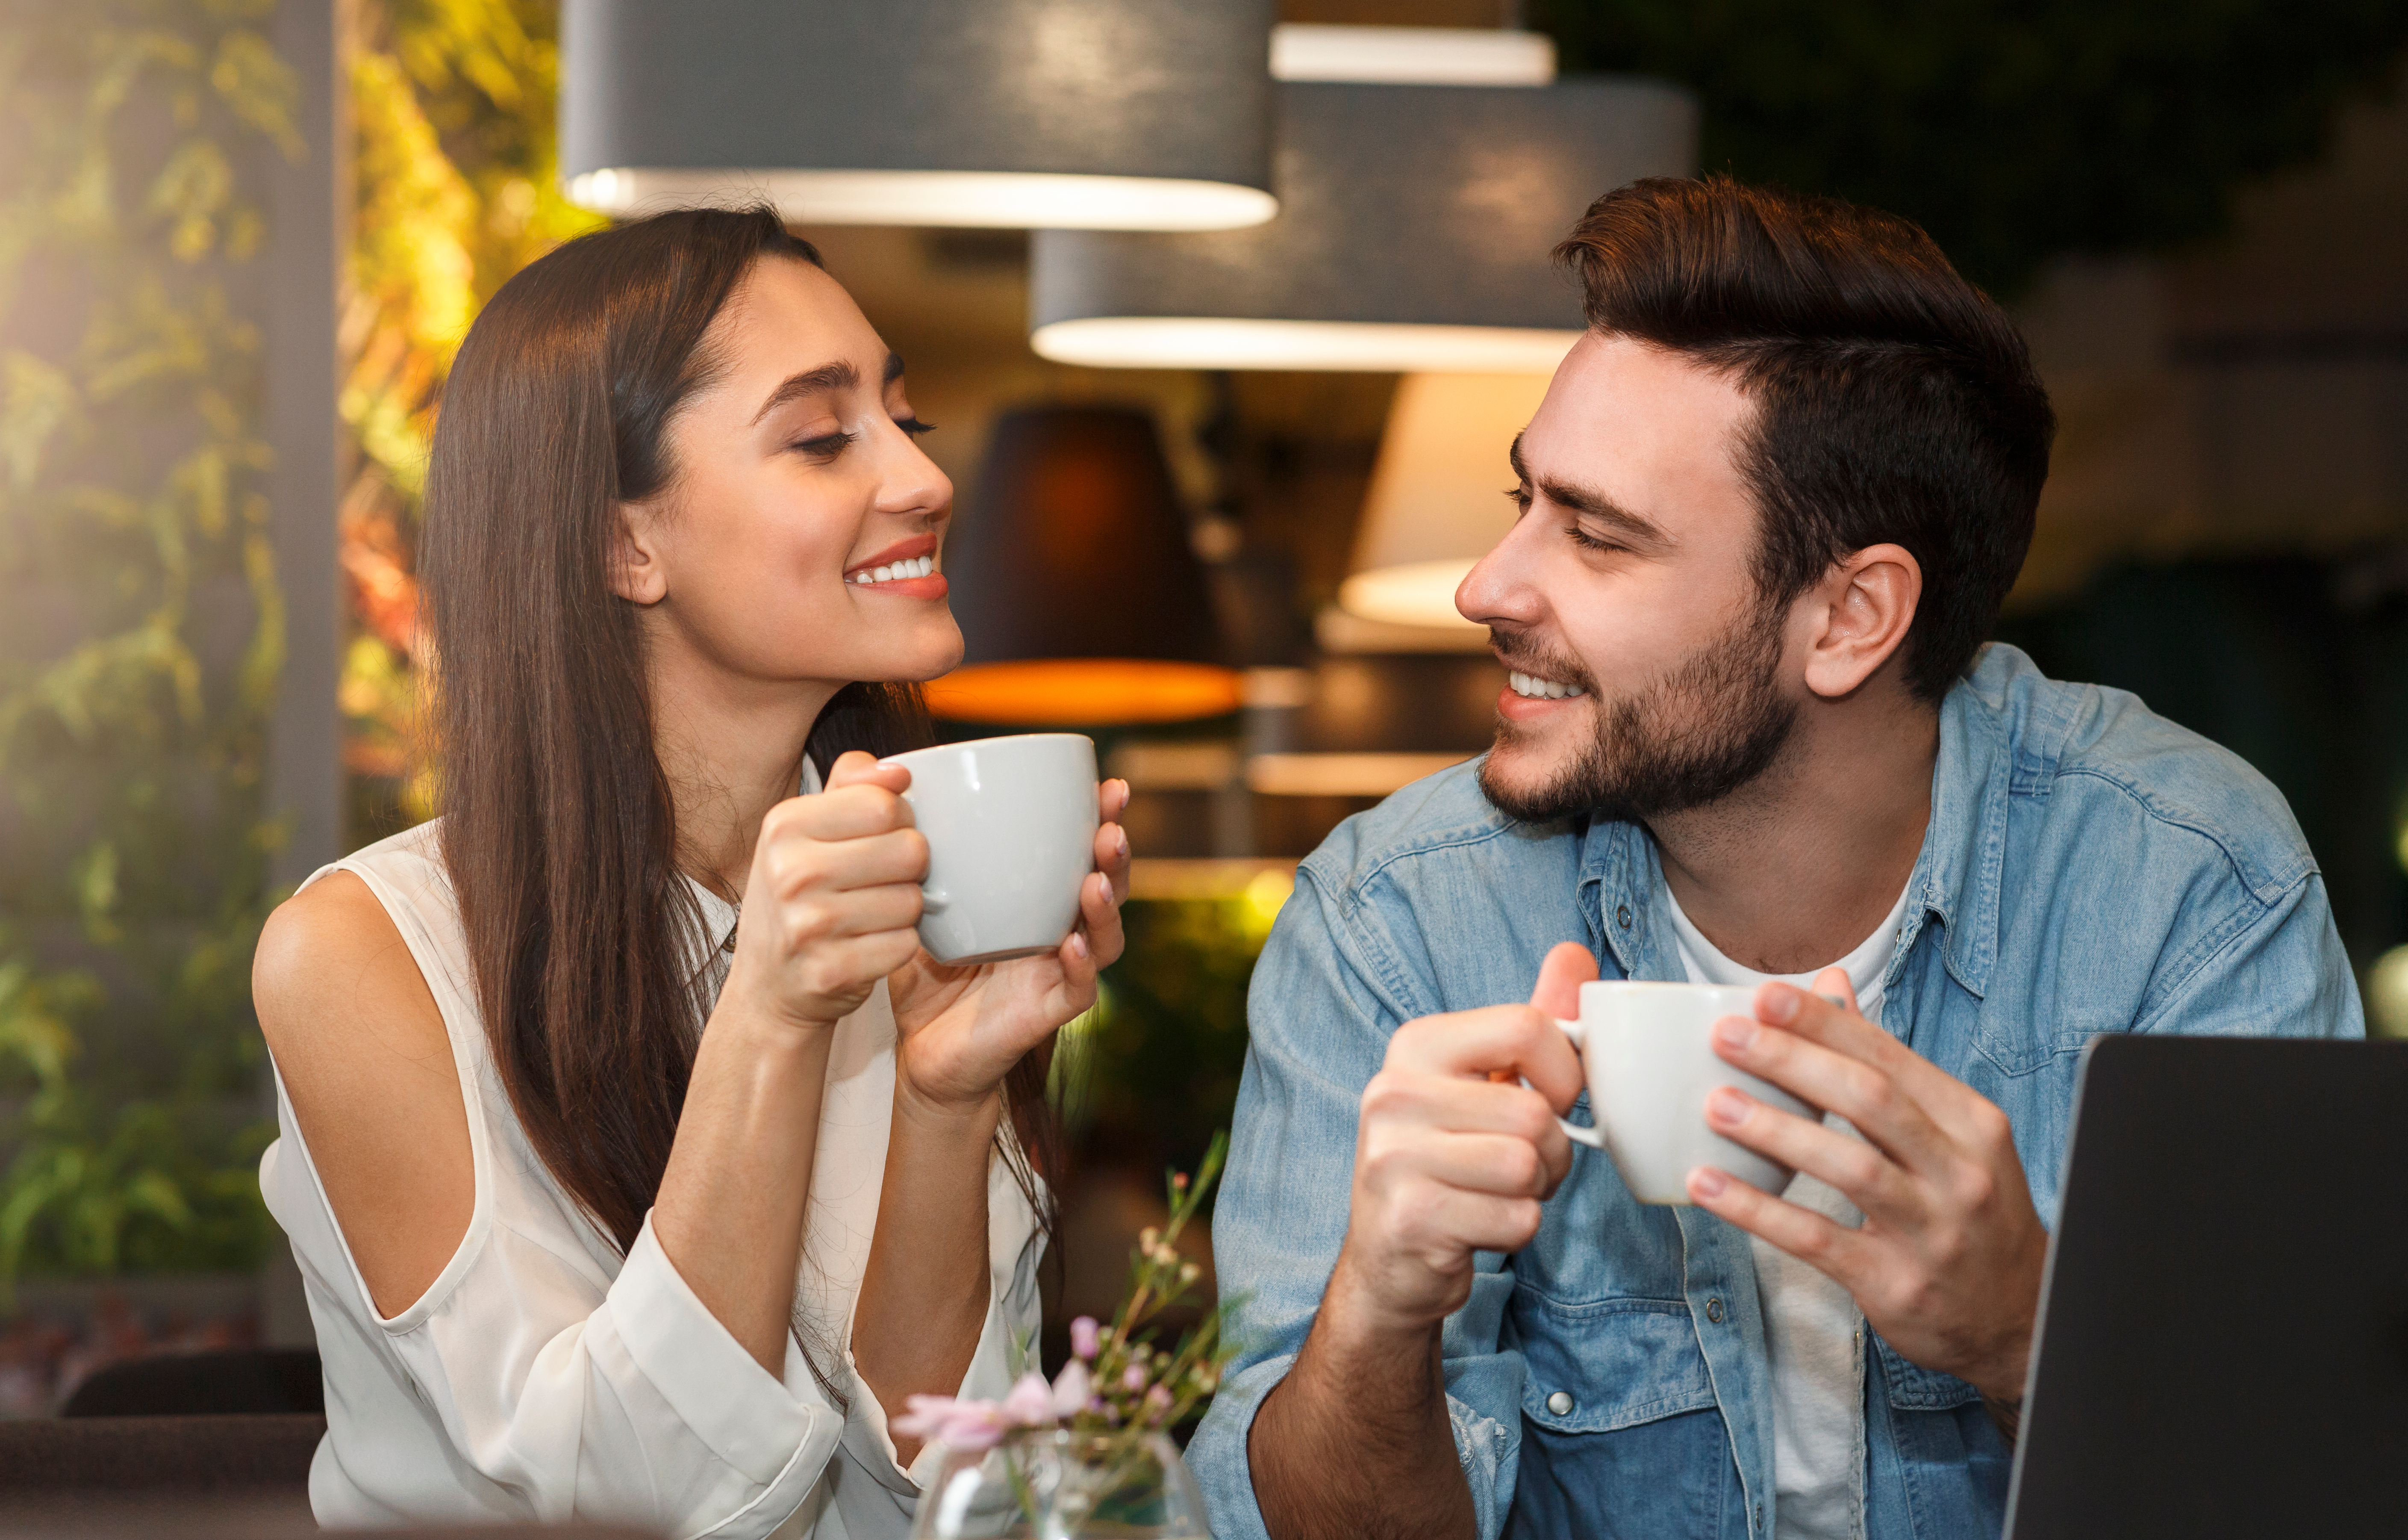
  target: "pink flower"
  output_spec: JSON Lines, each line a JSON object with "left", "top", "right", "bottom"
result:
{"left": 1122, "top": 1361, "right": 1149, "bottom": 1392}
{"left": 1069, "top": 1316, "right": 1101, "bottom": 1360}
{"left": 1144, "top": 1384, "right": 1173, "bottom": 1420}
{"left": 1049, "top": 1359, "right": 1093, "bottom": 1417}
{"left": 893, "top": 1394, "right": 1011, "bottom": 1452}
{"left": 998, "top": 1372, "right": 1056, "bottom": 1426}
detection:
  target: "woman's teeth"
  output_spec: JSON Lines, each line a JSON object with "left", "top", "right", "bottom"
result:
{"left": 1509, "top": 670, "right": 1586, "bottom": 700}
{"left": 853, "top": 555, "right": 935, "bottom": 585}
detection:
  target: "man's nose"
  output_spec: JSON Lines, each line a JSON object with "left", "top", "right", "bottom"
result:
{"left": 1456, "top": 539, "right": 1540, "bottom": 628}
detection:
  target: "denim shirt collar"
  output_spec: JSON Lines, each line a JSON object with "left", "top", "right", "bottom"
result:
{"left": 1573, "top": 667, "right": 2018, "bottom": 1012}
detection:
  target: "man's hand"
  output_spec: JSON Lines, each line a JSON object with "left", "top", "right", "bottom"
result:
{"left": 1334, "top": 941, "right": 1593, "bottom": 1333}
{"left": 1685, "top": 969, "right": 2048, "bottom": 1401}
{"left": 1250, "top": 942, "right": 1598, "bottom": 1540}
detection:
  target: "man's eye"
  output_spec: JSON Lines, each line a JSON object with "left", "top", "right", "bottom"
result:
{"left": 1567, "top": 525, "right": 1623, "bottom": 554}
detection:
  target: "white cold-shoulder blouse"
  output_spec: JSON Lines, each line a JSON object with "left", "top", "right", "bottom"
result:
{"left": 259, "top": 803, "right": 1045, "bottom": 1540}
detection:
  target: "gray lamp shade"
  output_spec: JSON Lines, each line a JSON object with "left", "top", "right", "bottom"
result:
{"left": 560, "top": 0, "right": 1278, "bottom": 231}
{"left": 1028, "top": 77, "right": 1698, "bottom": 369}
{"left": 925, "top": 406, "right": 1241, "bottom": 726}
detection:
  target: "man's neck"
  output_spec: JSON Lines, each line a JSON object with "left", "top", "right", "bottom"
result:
{"left": 1649, "top": 692, "right": 1940, "bottom": 976}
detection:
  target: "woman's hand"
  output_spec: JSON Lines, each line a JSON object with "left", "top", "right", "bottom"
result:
{"left": 885, "top": 776, "right": 1133, "bottom": 1118}
{"left": 719, "top": 752, "right": 931, "bottom": 1033}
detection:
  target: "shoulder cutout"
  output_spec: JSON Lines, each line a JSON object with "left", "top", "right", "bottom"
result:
{"left": 254, "top": 870, "right": 476, "bottom": 1320}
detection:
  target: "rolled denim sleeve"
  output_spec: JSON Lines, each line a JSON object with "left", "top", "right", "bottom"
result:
{"left": 1187, "top": 864, "right": 1529, "bottom": 1540}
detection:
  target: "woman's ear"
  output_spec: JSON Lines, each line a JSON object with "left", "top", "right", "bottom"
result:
{"left": 1802, "top": 543, "right": 1921, "bottom": 700}
{"left": 609, "top": 500, "right": 668, "bottom": 606}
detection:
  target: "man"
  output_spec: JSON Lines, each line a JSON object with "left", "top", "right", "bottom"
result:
{"left": 1184, "top": 177, "right": 2362, "bottom": 1540}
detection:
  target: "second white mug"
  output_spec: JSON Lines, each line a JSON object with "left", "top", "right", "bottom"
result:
{"left": 1553, "top": 979, "right": 1816, "bottom": 1204}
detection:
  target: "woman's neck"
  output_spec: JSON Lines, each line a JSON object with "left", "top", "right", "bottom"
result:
{"left": 645, "top": 639, "right": 843, "bottom": 903}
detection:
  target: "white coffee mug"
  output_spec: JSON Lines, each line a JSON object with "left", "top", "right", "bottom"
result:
{"left": 880, "top": 733, "right": 1100, "bottom": 967}
{"left": 1553, "top": 980, "right": 1816, "bottom": 1205}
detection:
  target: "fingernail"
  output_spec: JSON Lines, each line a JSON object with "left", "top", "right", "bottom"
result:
{"left": 1097, "top": 873, "right": 1117, "bottom": 907}
{"left": 1691, "top": 1167, "right": 1728, "bottom": 1199}
{"left": 1712, "top": 1016, "right": 1757, "bottom": 1052}
{"left": 1068, "top": 931, "right": 1089, "bottom": 960}
{"left": 1115, "top": 826, "right": 1130, "bottom": 860}
{"left": 1706, "top": 1087, "right": 1750, "bottom": 1128}
{"left": 1758, "top": 985, "right": 1799, "bottom": 1024}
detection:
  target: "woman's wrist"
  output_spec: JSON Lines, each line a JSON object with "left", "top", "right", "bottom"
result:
{"left": 890, "top": 1072, "right": 1005, "bottom": 1143}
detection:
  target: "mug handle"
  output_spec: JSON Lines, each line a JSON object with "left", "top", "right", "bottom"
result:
{"left": 1524, "top": 1016, "right": 1605, "bottom": 1149}
{"left": 922, "top": 886, "right": 951, "bottom": 915}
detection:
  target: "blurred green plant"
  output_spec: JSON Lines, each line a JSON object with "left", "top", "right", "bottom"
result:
{"left": 1533, "top": 0, "right": 2408, "bottom": 296}
{"left": 1074, "top": 876, "right": 1292, "bottom": 1182}
{"left": 0, "top": 0, "right": 300, "bottom": 1286}
{"left": 338, "top": 0, "right": 602, "bottom": 839}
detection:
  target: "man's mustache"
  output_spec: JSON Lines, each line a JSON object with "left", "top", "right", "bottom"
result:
{"left": 1489, "top": 628, "right": 1598, "bottom": 693}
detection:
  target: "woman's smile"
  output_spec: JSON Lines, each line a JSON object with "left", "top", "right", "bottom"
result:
{"left": 844, "top": 533, "right": 948, "bottom": 599}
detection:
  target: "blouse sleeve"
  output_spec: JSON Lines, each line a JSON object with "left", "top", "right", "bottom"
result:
{"left": 821, "top": 1145, "right": 1050, "bottom": 1517}
{"left": 383, "top": 1211, "right": 845, "bottom": 1540}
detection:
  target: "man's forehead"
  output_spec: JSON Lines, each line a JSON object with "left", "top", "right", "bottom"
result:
{"left": 1517, "top": 334, "right": 1757, "bottom": 535}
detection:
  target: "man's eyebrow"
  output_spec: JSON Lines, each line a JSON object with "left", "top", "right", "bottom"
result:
{"left": 749, "top": 360, "right": 860, "bottom": 426}
{"left": 1508, "top": 431, "right": 1673, "bottom": 548}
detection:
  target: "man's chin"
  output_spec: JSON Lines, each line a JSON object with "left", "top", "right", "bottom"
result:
{"left": 1476, "top": 732, "right": 1590, "bottom": 825}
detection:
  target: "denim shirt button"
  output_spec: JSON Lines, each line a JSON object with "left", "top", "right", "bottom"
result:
{"left": 1615, "top": 904, "right": 1633, "bottom": 929}
{"left": 1545, "top": 1390, "right": 1574, "bottom": 1416}
{"left": 1705, "top": 1296, "right": 1725, "bottom": 1324}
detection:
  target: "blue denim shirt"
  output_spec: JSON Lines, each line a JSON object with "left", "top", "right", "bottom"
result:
{"left": 1188, "top": 645, "right": 2362, "bottom": 1540}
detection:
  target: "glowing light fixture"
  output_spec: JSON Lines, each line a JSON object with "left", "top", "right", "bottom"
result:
{"left": 1029, "top": 27, "right": 1695, "bottom": 372}
{"left": 930, "top": 406, "right": 1239, "bottom": 726}
{"left": 560, "top": 0, "right": 1278, "bottom": 232}
{"left": 1268, "top": 24, "right": 1555, "bottom": 86}
{"left": 1336, "top": 372, "right": 1557, "bottom": 635}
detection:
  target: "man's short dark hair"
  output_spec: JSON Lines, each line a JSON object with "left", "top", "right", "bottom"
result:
{"left": 1555, "top": 176, "right": 2055, "bottom": 702}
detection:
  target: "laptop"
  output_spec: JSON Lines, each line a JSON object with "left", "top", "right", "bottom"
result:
{"left": 2004, "top": 1034, "right": 2408, "bottom": 1538}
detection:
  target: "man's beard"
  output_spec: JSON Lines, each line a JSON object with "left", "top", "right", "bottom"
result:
{"left": 1478, "top": 597, "right": 1799, "bottom": 826}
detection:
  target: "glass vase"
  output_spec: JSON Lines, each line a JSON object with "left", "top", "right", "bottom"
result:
{"left": 910, "top": 1427, "right": 1210, "bottom": 1540}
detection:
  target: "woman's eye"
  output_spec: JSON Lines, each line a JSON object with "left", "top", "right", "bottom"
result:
{"left": 790, "top": 429, "right": 858, "bottom": 458}
{"left": 895, "top": 416, "right": 936, "bottom": 438}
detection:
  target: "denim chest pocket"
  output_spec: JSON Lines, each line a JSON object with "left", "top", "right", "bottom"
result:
{"left": 1513, "top": 1291, "right": 1719, "bottom": 1434}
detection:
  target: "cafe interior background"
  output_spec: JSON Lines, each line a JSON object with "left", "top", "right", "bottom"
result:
{"left": 0, "top": 0, "right": 2405, "bottom": 1411}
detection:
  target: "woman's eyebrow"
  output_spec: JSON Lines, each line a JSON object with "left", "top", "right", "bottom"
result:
{"left": 749, "top": 360, "right": 859, "bottom": 425}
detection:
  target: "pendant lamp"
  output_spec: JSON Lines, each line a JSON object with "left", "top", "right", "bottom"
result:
{"left": 559, "top": 0, "right": 1278, "bottom": 231}
{"left": 1334, "top": 371, "right": 1556, "bottom": 639}
{"left": 925, "top": 406, "right": 1241, "bottom": 726}
{"left": 1027, "top": 27, "right": 1696, "bottom": 370}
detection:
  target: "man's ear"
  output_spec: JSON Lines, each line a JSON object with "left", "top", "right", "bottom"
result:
{"left": 609, "top": 500, "right": 668, "bottom": 606}
{"left": 1802, "top": 543, "right": 1921, "bottom": 700}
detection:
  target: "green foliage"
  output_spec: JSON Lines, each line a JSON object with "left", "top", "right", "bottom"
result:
{"left": 338, "top": 0, "right": 601, "bottom": 836}
{"left": 0, "top": 0, "right": 298, "bottom": 1283}
{"left": 1532, "top": 0, "right": 2408, "bottom": 295}
{"left": 1080, "top": 885, "right": 1287, "bottom": 1180}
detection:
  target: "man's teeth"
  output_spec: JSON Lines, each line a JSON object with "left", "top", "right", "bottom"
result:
{"left": 853, "top": 555, "right": 935, "bottom": 585}
{"left": 1508, "top": 670, "right": 1586, "bottom": 700}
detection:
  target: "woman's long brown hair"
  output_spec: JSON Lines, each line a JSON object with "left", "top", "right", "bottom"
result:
{"left": 419, "top": 207, "right": 1057, "bottom": 1310}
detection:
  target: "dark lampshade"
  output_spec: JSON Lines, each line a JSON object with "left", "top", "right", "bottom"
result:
{"left": 1028, "top": 77, "right": 1697, "bottom": 369}
{"left": 559, "top": 0, "right": 1279, "bottom": 231}
{"left": 928, "top": 406, "right": 1240, "bottom": 726}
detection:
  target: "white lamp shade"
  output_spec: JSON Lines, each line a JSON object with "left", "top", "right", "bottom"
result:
{"left": 1029, "top": 74, "right": 1696, "bottom": 371}
{"left": 559, "top": 0, "right": 1278, "bottom": 232}
{"left": 1337, "top": 372, "right": 1556, "bottom": 632}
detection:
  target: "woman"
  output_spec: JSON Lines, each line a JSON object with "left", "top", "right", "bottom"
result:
{"left": 252, "top": 207, "right": 1130, "bottom": 1539}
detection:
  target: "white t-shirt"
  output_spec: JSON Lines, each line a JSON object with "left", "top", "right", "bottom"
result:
{"left": 1663, "top": 878, "right": 1914, "bottom": 1540}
